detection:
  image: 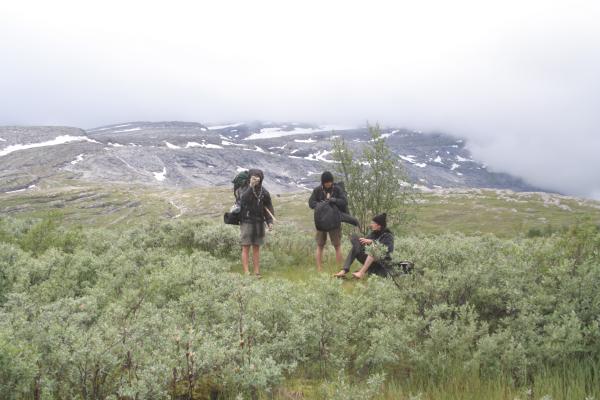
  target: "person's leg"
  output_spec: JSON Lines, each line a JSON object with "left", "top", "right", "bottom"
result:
{"left": 330, "top": 228, "right": 343, "bottom": 264}
{"left": 316, "top": 245, "right": 324, "bottom": 272}
{"left": 241, "top": 245, "right": 250, "bottom": 274}
{"left": 334, "top": 245, "right": 343, "bottom": 264}
{"left": 315, "top": 231, "right": 326, "bottom": 272}
{"left": 252, "top": 245, "right": 260, "bottom": 275}
{"left": 352, "top": 255, "right": 376, "bottom": 279}
{"left": 334, "top": 235, "right": 362, "bottom": 277}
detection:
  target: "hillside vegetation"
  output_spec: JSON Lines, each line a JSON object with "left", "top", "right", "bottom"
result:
{"left": 1, "top": 192, "right": 600, "bottom": 399}
{"left": 2, "top": 183, "right": 600, "bottom": 236}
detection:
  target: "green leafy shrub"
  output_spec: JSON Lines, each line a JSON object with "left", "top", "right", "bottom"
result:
{"left": 1, "top": 215, "right": 600, "bottom": 399}
{"left": 14, "top": 212, "right": 83, "bottom": 256}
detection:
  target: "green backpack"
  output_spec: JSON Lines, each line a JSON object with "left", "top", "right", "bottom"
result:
{"left": 224, "top": 170, "right": 249, "bottom": 225}
{"left": 232, "top": 170, "right": 249, "bottom": 194}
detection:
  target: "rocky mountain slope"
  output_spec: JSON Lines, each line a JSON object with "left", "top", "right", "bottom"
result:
{"left": 0, "top": 121, "right": 540, "bottom": 194}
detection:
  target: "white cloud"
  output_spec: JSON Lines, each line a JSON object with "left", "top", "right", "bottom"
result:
{"left": 1, "top": 0, "right": 600, "bottom": 198}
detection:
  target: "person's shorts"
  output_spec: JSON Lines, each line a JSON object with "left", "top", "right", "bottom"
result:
{"left": 240, "top": 222, "right": 265, "bottom": 246}
{"left": 315, "top": 228, "right": 341, "bottom": 247}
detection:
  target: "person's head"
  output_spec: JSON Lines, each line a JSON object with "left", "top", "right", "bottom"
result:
{"left": 321, "top": 171, "right": 334, "bottom": 189}
{"left": 370, "top": 213, "right": 387, "bottom": 231}
{"left": 248, "top": 169, "right": 264, "bottom": 185}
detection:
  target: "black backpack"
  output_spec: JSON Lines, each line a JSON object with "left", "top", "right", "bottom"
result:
{"left": 314, "top": 201, "right": 342, "bottom": 231}
{"left": 313, "top": 181, "right": 359, "bottom": 231}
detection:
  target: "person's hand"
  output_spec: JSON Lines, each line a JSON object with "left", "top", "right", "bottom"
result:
{"left": 249, "top": 176, "right": 260, "bottom": 187}
{"left": 267, "top": 223, "right": 273, "bottom": 231}
{"left": 359, "top": 238, "right": 373, "bottom": 245}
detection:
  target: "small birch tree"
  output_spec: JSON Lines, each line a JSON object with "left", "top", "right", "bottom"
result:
{"left": 331, "top": 124, "right": 416, "bottom": 234}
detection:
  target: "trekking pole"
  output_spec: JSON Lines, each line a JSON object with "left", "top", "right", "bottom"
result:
{"left": 264, "top": 207, "right": 277, "bottom": 223}
{"left": 382, "top": 263, "right": 403, "bottom": 290}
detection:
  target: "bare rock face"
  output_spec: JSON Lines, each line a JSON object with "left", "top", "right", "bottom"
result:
{"left": 0, "top": 121, "right": 540, "bottom": 194}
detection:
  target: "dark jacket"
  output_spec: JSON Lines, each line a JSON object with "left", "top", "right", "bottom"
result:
{"left": 239, "top": 169, "right": 274, "bottom": 224}
{"left": 308, "top": 184, "right": 348, "bottom": 211}
{"left": 367, "top": 228, "right": 394, "bottom": 261}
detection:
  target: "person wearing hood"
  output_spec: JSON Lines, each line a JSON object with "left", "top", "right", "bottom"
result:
{"left": 239, "top": 169, "right": 274, "bottom": 277}
{"left": 333, "top": 213, "right": 394, "bottom": 279}
{"left": 308, "top": 171, "right": 348, "bottom": 271}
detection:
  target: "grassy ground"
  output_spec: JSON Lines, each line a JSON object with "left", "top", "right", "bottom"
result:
{"left": 414, "top": 189, "right": 600, "bottom": 237}
{"left": 2, "top": 182, "right": 600, "bottom": 237}
{"left": 275, "top": 358, "right": 600, "bottom": 400}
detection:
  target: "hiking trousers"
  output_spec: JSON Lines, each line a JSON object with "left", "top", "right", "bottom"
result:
{"left": 342, "top": 235, "right": 387, "bottom": 276}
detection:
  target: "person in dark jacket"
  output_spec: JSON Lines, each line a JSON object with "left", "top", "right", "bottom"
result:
{"left": 239, "top": 169, "right": 274, "bottom": 277}
{"left": 333, "top": 213, "right": 394, "bottom": 279}
{"left": 308, "top": 171, "right": 348, "bottom": 272}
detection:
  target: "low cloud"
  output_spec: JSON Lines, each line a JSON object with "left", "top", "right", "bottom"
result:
{"left": 1, "top": 0, "right": 599, "bottom": 198}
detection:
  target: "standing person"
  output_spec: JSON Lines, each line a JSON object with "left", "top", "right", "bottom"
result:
{"left": 239, "top": 169, "right": 274, "bottom": 277}
{"left": 309, "top": 171, "right": 347, "bottom": 272}
{"left": 333, "top": 213, "right": 394, "bottom": 279}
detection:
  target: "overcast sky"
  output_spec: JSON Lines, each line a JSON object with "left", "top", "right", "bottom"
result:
{"left": 1, "top": 0, "right": 600, "bottom": 199}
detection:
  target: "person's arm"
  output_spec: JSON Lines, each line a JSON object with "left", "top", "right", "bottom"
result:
{"left": 308, "top": 188, "right": 319, "bottom": 209}
{"left": 359, "top": 232, "right": 374, "bottom": 245}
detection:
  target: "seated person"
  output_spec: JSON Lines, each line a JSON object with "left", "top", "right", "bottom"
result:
{"left": 334, "top": 213, "right": 394, "bottom": 279}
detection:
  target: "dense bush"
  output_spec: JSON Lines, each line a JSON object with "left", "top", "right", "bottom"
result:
{"left": 1, "top": 215, "right": 599, "bottom": 399}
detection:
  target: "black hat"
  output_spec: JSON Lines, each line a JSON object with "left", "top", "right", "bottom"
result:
{"left": 321, "top": 171, "right": 334, "bottom": 184}
{"left": 372, "top": 213, "right": 387, "bottom": 228}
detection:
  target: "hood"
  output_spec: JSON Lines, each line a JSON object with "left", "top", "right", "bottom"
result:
{"left": 248, "top": 168, "right": 264, "bottom": 184}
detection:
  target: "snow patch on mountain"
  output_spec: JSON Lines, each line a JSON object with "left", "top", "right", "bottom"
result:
{"left": 244, "top": 125, "right": 351, "bottom": 140}
{"left": 153, "top": 167, "right": 167, "bottom": 181}
{"left": 244, "top": 145, "right": 266, "bottom": 153}
{"left": 164, "top": 141, "right": 181, "bottom": 149}
{"left": 6, "top": 184, "right": 36, "bottom": 194}
{"left": 294, "top": 138, "right": 316, "bottom": 143}
{"left": 0, "top": 135, "right": 98, "bottom": 157}
{"left": 221, "top": 140, "right": 245, "bottom": 147}
{"left": 380, "top": 130, "right": 399, "bottom": 139}
{"left": 305, "top": 150, "right": 335, "bottom": 163}
{"left": 71, "top": 154, "right": 85, "bottom": 165}
{"left": 113, "top": 127, "right": 141, "bottom": 133}
{"left": 208, "top": 123, "right": 244, "bottom": 130}
{"left": 399, "top": 155, "right": 418, "bottom": 164}
{"left": 185, "top": 141, "right": 224, "bottom": 149}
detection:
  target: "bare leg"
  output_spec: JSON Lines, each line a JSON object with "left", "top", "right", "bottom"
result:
{"left": 316, "top": 245, "right": 324, "bottom": 272}
{"left": 352, "top": 255, "right": 376, "bottom": 279}
{"left": 334, "top": 245, "right": 343, "bottom": 264}
{"left": 252, "top": 245, "right": 260, "bottom": 275}
{"left": 242, "top": 245, "right": 250, "bottom": 274}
